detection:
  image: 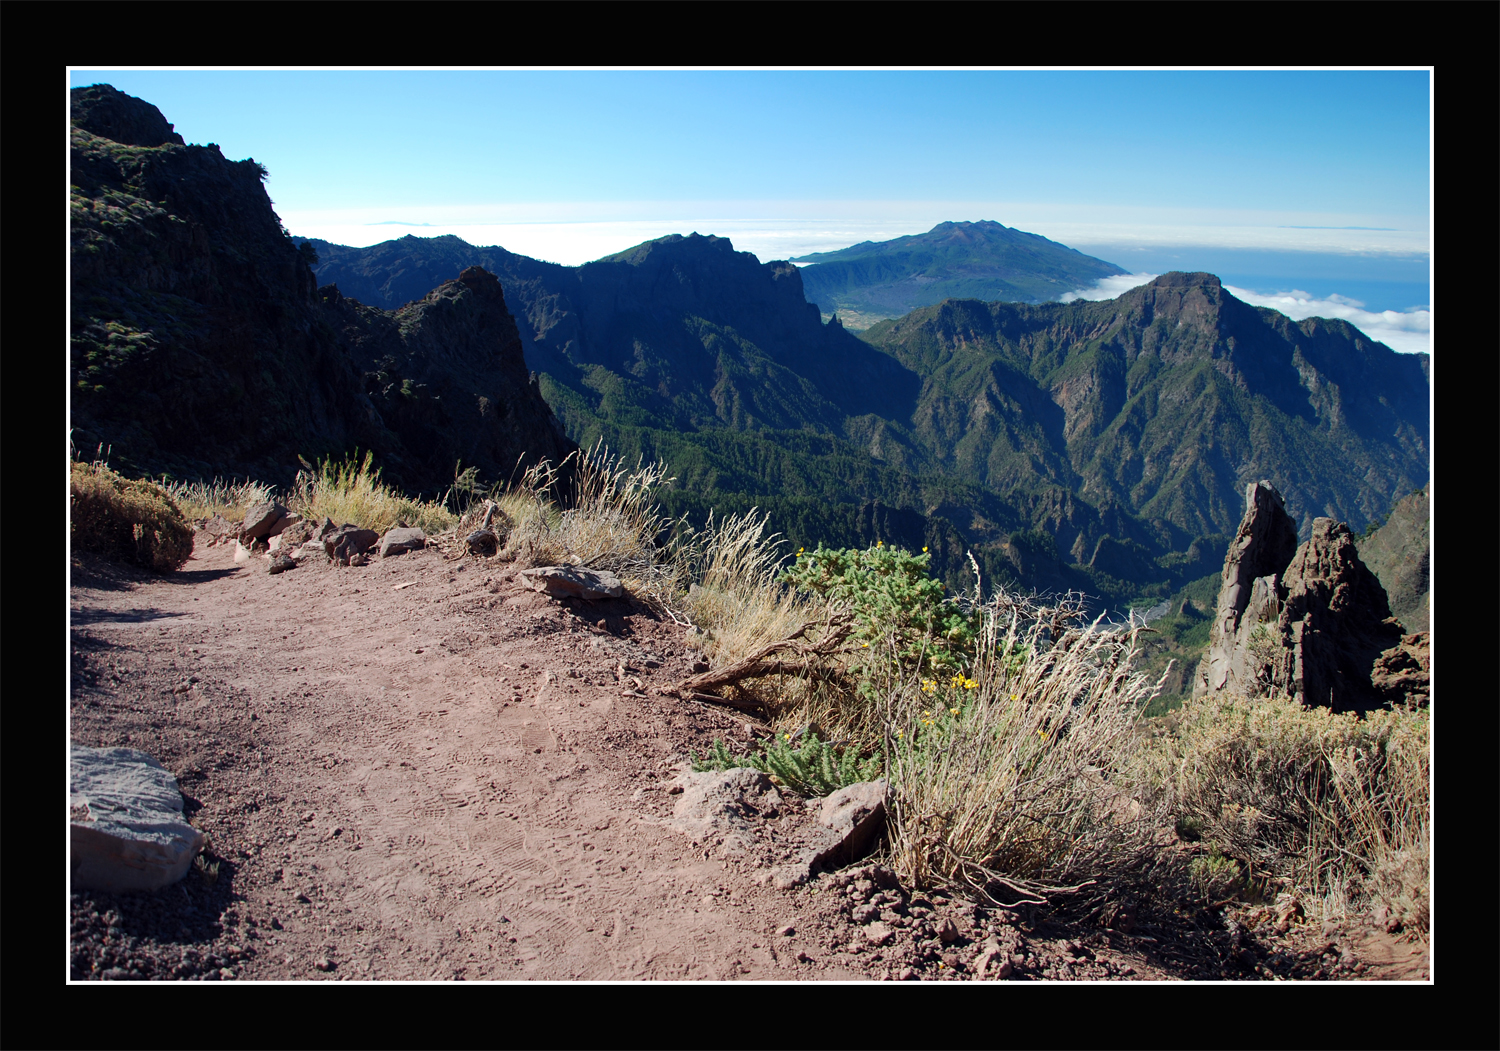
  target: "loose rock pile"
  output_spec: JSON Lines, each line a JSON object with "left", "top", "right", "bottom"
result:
{"left": 198, "top": 505, "right": 428, "bottom": 573}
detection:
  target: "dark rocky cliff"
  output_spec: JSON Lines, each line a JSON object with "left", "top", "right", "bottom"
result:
{"left": 69, "top": 85, "right": 571, "bottom": 494}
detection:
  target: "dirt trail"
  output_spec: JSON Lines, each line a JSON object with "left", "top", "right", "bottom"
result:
{"left": 71, "top": 536, "right": 882, "bottom": 980}
{"left": 68, "top": 535, "right": 1429, "bottom": 982}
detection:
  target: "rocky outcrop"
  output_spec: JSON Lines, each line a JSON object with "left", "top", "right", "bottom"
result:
{"left": 71, "top": 744, "right": 206, "bottom": 893}
{"left": 70, "top": 85, "right": 574, "bottom": 496}
{"left": 71, "top": 83, "right": 185, "bottom": 148}
{"left": 1276, "top": 518, "right": 1407, "bottom": 713}
{"left": 1196, "top": 482, "right": 1302, "bottom": 696}
{"left": 1195, "top": 482, "right": 1414, "bottom": 713}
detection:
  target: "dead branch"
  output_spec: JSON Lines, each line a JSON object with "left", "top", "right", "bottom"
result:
{"left": 664, "top": 611, "right": 856, "bottom": 697}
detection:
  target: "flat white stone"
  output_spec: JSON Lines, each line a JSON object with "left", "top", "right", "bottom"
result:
{"left": 70, "top": 744, "right": 206, "bottom": 893}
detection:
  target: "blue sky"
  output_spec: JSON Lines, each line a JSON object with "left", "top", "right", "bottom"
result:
{"left": 69, "top": 68, "right": 1431, "bottom": 352}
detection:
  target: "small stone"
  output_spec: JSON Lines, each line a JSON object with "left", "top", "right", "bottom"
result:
{"left": 776, "top": 925, "right": 795, "bottom": 937}
{"left": 315, "top": 957, "right": 334, "bottom": 972}
{"left": 795, "top": 950, "right": 811, "bottom": 963}
{"left": 268, "top": 553, "right": 297, "bottom": 574}
{"left": 219, "top": 968, "right": 235, "bottom": 980}
{"left": 896, "top": 966, "right": 917, "bottom": 980}
{"left": 864, "top": 922, "right": 895, "bottom": 947}
{"left": 937, "top": 917, "right": 961, "bottom": 944}
{"left": 379, "top": 527, "right": 426, "bottom": 558}
{"left": 242, "top": 501, "right": 289, "bottom": 541}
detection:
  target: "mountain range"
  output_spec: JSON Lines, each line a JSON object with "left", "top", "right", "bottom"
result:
{"left": 305, "top": 231, "right": 1428, "bottom": 607}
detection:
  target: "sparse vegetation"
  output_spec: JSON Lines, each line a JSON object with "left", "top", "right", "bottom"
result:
{"left": 691, "top": 731, "right": 882, "bottom": 797}
{"left": 158, "top": 476, "right": 277, "bottom": 522}
{"left": 1134, "top": 693, "right": 1429, "bottom": 931}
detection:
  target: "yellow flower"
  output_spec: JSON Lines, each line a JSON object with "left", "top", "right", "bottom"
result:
{"left": 950, "top": 707, "right": 960, "bottom": 715}
{"left": 922, "top": 546, "right": 928, "bottom": 552}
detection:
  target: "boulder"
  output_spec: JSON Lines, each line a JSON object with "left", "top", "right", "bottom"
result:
{"left": 380, "top": 526, "right": 427, "bottom": 558}
{"left": 233, "top": 540, "right": 251, "bottom": 564}
{"left": 242, "top": 501, "right": 289, "bottom": 541}
{"left": 268, "top": 553, "right": 297, "bottom": 574}
{"left": 70, "top": 744, "right": 206, "bottom": 893}
{"left": 323, "top": 525, "right": 379, "bottom": 564}
{"left": 199, "top": 514, "right": 239, "bottom": 543}
{"left": 666, "top": 768, "right": 774, "bottom": 841}
{"left": 266, "top": 512, "right": 301, "bottom": 538}
{"left": 810, "top": 780, "right": 888, "bottom": 870}
{"left": 518, "top": 565, "right": 625, "bottom": 601}
{"left": 770, "top": 780, "right": 888, "bottom": 888}
{"left": 291, "top": 540, "right": 326, "bottom": 562}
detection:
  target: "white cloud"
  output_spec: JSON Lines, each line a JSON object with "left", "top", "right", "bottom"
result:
{"left": 1058, "top": 275, "right": 1431, "bottom": 355}
{"left": 1224, "top": 286, "right": 1430, "bottom": 355}
{"left": 1058, "top": 273, "right": 1159, "bottom": 302}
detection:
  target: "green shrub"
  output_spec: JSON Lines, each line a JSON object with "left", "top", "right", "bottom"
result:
{"left": 780, "top": 542, "right": 978, "bottom": 676}
{"left": 691, "top": 730, "right": 881, "bottom": 797}
{"left": 71, "top": 460, "right": 194, "bottom": 572}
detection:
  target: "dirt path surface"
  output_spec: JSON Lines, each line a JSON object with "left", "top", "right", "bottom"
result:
{"left": 69, "top": 536, "right": 1430, "bottom": 982}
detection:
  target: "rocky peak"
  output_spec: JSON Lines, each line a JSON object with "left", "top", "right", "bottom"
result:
{"left": 70, "top": 84, "right": 185, "bottom": 147}
{"left": 1196, "top": 481, "right": 1301, "bottom": 695}
{"left": 1195, "top": 484, "right": 1411, "bottom": 713}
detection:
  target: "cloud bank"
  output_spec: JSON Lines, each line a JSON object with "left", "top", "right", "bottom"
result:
{"left": 1223, "top": 286, "right": 1429, "bottom": 355}
{"left": 1058, "top": 275, "right": 1429, "bottom": 356}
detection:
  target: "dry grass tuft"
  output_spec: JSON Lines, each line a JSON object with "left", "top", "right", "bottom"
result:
{"left": 289, "top": 451, "right": 458, "bottom": 535}
{"left": 882, "top": 594, "right": 1168, "bottom": 903}
{"left": 71, "top": 459, "right": 194, "bottom": 572}
{"left": 159, "top": 476, "right": 277, "bottom": 523}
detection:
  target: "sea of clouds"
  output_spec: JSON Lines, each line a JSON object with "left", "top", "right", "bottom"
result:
{"left": 1059, "top": 274, "right": 1430, "bottom": 356}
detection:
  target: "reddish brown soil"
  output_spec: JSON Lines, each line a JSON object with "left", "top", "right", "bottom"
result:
{"left": 68, "top": 535, "right": 1430, "bottom": 982}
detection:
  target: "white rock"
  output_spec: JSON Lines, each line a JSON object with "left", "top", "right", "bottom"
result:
{"left": 70, "top": 744, "right": 206, "bottom": 893}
